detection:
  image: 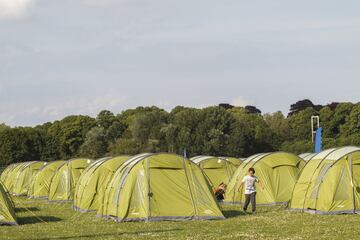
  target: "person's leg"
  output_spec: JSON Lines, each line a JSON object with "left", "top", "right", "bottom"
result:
{"left": 251, "top": 192, "right": 256, "bottom": 213}
{"left": 243, "top": 194, "right": 250, "bottom": 212}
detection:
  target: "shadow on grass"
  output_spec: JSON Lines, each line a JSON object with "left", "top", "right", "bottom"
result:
{"left": 22, "top": 229, "right": 184, "bottom": 240}
{"left": 17, "top": 216, "right": 62, "bottom": 225}
{"left": 222, "top": 210, "right": 246, "bottom": 218}
{"left": 16, "top": 207, "right": 40, "bottom": 212}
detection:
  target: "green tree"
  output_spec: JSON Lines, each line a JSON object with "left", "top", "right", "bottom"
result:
{"left": 288, "top": 107, "right": 318, "bottom": 141}
{"left": 79, "top": 127, "right": 107, "bottom": 158}
{"left": 47, "top": 115, "right": 96, "bottom": 159}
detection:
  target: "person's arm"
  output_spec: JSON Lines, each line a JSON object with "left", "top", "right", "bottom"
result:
{"left": 238, "top": 177, "right": 246, "bottom": 191}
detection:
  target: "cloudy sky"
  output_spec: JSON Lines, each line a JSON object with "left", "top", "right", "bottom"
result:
{"left": 0, "top": 0, "right": 359, "bottom": 126}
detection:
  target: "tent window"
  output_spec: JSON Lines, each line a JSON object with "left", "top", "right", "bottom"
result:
{"left": 310, "top": 163, "right": 332, "bottom": 199}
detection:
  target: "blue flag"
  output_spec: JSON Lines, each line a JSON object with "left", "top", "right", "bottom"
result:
{"left": 315, "top": 127, "right": 322, "bottom": 153}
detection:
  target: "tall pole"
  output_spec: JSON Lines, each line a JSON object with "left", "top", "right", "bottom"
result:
{"left": 311, "top": 116, "right": 320, "bottom": 143}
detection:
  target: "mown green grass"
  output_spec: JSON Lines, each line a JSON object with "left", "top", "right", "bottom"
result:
{"left": 0, "top": 197, "right": 359, "bottom": 240}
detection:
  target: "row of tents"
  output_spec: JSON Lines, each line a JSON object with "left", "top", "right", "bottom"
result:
{"left": 1, "top": 146, "right": 360, "bottom": 225}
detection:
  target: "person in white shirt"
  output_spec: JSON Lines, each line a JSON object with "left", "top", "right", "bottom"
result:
{"left": 238, "top": 167, "right": 264, "bottom": 215}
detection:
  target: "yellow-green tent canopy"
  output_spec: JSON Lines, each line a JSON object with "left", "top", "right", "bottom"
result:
{"left": 0, "top": 182, "right": 17, "bottom": 225}
{"left": 224, "top": 152, "right": 304, "bottom": 206}
{"left": 290, "top": 146, "right": 360, "bottom": 214}
{"left": 12, "top": 161, "right": 47, "bottom": 196}
{"left": 298, "top": 153, "right": 317, "bottom": 161}
{"left": 191, "top": 156, "right": 238, "bottom": 187}
{"left": 0, "top": 163, "right": 19, "bottom": 184}
{"left": 74, "top": 156, "right": 131, "bottom": 213}
{"left": 48, "top": 158, "right": 93, "bottom": 202}
{"left": 98, "top": 153, "right": 224, "bottom": 222}
{"left": 2, "top": 162, "right": 28, "bottom": 193}
{"left": 28, "top": 160, "right": 66, "bottom": 199}
{"left": 225, "top": 157, "right": 243, "bottom": 167}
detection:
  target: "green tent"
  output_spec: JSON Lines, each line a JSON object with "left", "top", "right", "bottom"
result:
{"left": 12, "top": 161, "right": 46, "bottom": 196}
{"left": 191, "top": 156, "right": 238, "bottom": 187}
{"left": 0, "top": 182, "right": 17, "bottom": 225}
{"left": 298, "top": 153, "right": 317, "bottom": 161}
{"left": 226, "top": 157, "right": 243, "bottom": 167}
{"left": 98, "top": 153, "right": 224, "bottom": 222}
{"left": 289, "top": 146, "right": 360, "bottom": 214}
{"left": 28, "top": 160, "right": 66, "bottom": 199}
{"left": 0, "top": 163, "right": 18, "bottom": 184}
{"left": 74, "top": 156, "right": 131, "bottom": 213}
{"left": 2, "top": 162, "right": 28, "bottom": 193}
{"left": 48, "top": 158, "right": 93, "bottom": 202}
{"left": 224, "top": 152, "right": 304, "bottom": 206}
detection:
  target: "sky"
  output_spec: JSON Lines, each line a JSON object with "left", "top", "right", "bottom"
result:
{"left": 0, "top": 0, "right": 359, "bottom": 126}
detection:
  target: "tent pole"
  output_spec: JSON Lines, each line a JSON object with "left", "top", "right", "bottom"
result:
{"left": 182, "top": 155, "right": 198, "bottom": 217}
{"left": 349, "top": 154, "right": 356, "bottom": 214}
{"left": 146, "top": 157, "right": 151, "bottom": 221}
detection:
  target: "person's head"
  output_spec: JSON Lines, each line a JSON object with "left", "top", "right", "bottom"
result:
{"left": 248, "top": 168, "right": 255, "bottom": 176}
{"left": 219, "top": 182, "right": 227, "bottom": 189}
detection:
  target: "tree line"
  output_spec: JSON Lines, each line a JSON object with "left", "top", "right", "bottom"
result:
{"left": 1, "top": 99, "right": 359, "bottom": 166}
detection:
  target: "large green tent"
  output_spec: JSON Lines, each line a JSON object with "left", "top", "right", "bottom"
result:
{"left": 191, "top": 156, "right": 238, "bottom": 187}
{"left": 48, "top": 158, "right": 93, "bottom": 202}
{"left": 12, "top": 161, "right": 46, "bottom": 196}
{"left": 74, "top": 156, "right": 131, "bottom": 213}
{"left": 289, "top": 146, "right": 360, "bottom": 214}
{"left": 28, "top": 160, "right": 66, "bottom": 199}
{"left": 0, "top": 163, "right": 18, "bottom": 184}
{"left": 224, "top": 152, "right": 304, "bottom": 206}
{"left": 0, "top": 182, "right": 17, "bottom": 225}
{"left": 98, "top": 153, "right": 224, "bottom": 222}
{"left": 2, "top": 162, "right": 28, "bottom": 193}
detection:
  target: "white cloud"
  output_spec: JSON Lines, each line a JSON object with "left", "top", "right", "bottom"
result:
{"left": 0, "top": 0, "right": 33, "bottom": 20}
{"left": 0, "top": 91, "right": 128, "bottom": 126}
{"left": 231, "top": 97, "right": 249, "bottom": 107}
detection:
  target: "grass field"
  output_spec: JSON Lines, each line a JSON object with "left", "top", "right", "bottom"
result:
{"left": 0, "top": 197, "right": 359, "bottom": 240}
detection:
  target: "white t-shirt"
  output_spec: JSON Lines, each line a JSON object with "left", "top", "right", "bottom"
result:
{"left": 242, "top": 175, "right": 259, "bottom": 194}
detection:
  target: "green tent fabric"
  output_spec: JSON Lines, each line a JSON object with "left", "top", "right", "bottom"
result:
{"left": 74, "top": 156, "right": 132, "bottom": 213}
{"left": 289, "top": 146, "right": 360, "bottom": 214}
{"left": 98, "top": 153, "right": 224, "bottom": 222}
{"left": 298, "top": 153, "right": 317, "bottom": 161}
{"left": 224, "top": 152, "right": 304, "bottom": 206}
{"left": 28, "top": 160, "right": 66, "bottom": 199}
{"left": 2, "top": 162, "right": 27, "bottom": 193}
{"left": 0, "top": 164, "right": 18, "bottom": 184}
{"left": 12, "top": 161, "right": 47, "bottom": 196}
{"left": 191, "top": 156, "right": 238, "bottom": 188}
{"left": 225, "top": 157, "right": 243, "bottom": 167}
{"left": 48, "top": 158, "right": 93, "bottom": 202}
{"left": 0, "top": 182, "right": 17, "bottom": 225}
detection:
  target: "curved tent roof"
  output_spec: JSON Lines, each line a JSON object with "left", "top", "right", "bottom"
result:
{"left": 191, "top": 156, "right": 238, "bottom": 187}
{"left": 48, "top": 158, "right": 93, "bottom": 202}
{"left": 12, "top": 161, "right": 46, "bottom": 196}
{"left": 0, "top": 183, "right": 17, "bottom": 225}
{"left": 289, "top": 146, "right": 360, "bottom": 214}
{"left": 28, "top": 160, "right": 66, "bottom": 199}
{"left": 225, "top": 157, "right": 243, "bottom": 167}
{"left": 2, "top": 162, "right": 28, "bottom": 192}
{"left": 224, "top": 152, "right": 304, "bottom": 206}
{"left": 299, "top": 153, "right": 317, "bottom": 161}
{"left": 0, "top": 164, "right": 19, "bottom": 184}
{"left": 74, "top": 156, "right": 131, "bottom": 213}
{"left": 299, "top": 153, "right": 312, "bottom": 159}
{"left": 98, "top": 153, "right": 224, "bottom": 222}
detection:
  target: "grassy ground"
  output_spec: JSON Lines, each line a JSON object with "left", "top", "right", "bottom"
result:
{"left": 0, "top": 197, "right": 359, "bottom": 240}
